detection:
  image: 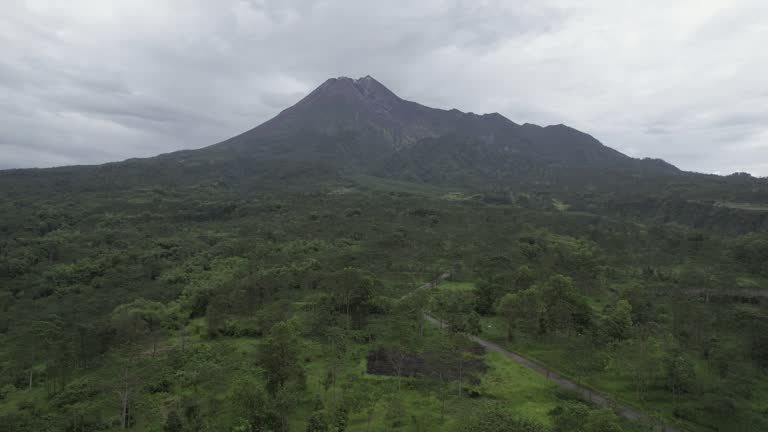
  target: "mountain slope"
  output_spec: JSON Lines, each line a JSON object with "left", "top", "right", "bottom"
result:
{"left": 1, "top": 75, "right": 681, "bottom": 192}
{"left": 199, "top": 75, "right": 678, "bottom": 181}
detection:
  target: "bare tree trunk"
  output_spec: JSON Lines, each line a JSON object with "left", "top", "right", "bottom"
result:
{"left": 116, "top": 386, "right": 130, "bottom": 429}
{"left": 458, "top": 358, "right": 463, "bottom": 398}
{"left": 331, "top": 365, "right": 337, "bottom": 403}
{"left": 28, "top": 369, "right": 33, "bottom": 391}
{"left": 121, "top": 390, "right": 129, "bottom": 429}
{"left": 439, "top": 373, "right": 446, "bottom": 420}
{"left": 346, "top": 295, "right": 351, "bottom": 330}
{"left": 116, "top": 366, "right": 132, "bottom": 429}
{"left": 419, "top": 314, "right": 424, "bottom": 338}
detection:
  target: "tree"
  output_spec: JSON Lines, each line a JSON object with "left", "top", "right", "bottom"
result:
{"left": 750, "top": 320, "right": 768, "bottom": 369}
{"left": 514, "top": 265, "right": 535, "bottom": 290}
{"left": 383, "top": 395, "right": 406, "bottom": 430}
{"left": 260, "top": 320, "right": 305, "bottom": 396}
{"left": 551, "top": 237, "right": 604, "bottom": 286}
{"left": 163, "top": 410, "right": 183, "bottom": 432}
{"left": 403, "top": 288, "right": 430, "bottom": 337}
{"left": 272, "top": 386, "right": 301, "bottom": 432}
{"left": 497, "top": 288, "right": 542, "bottom": 341}
{"left": 112, "top": 353, "right": 145, "bottom": 430}
{"left": 474, "top": 281, "right": 505, "bottom": 316}
{"left": 448, "top": 333, "right": 477, "bottom": 398}
{"left": 614, "top": 337, "right": 663, "bottom": 401}
{"left": 341, "top": 379, "right": 381, "bottom": 432}
{"left": 111, "top": 299, "right": 168, "bottom": 356}
{"left": 422, "top": 335, "right": 454, "bottom": 419}
{"left": 432, "top": 290, "right": 478, "bottom": 333}
{"left": 229, "top": 370, "right": 299, "bottom": 431}
{"left": 330, "top": 405, "right": 349, "bottom": 432}
{"left": 602, "top": 300, "right": 633, "bottom": 342}
{"left": 731, "top": 233, "right": 768, "bottom": 275}
{"left": 664, "top": 353, "right": 696, "bottom": 397}
{"left": 320, "top": 268, "right": 376, "bottom": 329}
{"left": 540, "top": 275, "right": 592, "bottom": 335}
{"left": 519, "top": 237, "right": 545, "bottom": 263}
{"left": 323, "top": 326, "right": 349, "bottom": 403}
{"left": 306, "top": 411, "right": 328, "bottom": 432}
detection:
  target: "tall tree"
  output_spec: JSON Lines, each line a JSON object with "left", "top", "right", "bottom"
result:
{"left": 111, "top": 299, "right": 168, "bottom": 356}
{"left": 497, "top": 288, "right": 543, "bottom": 341}
{"left": 260, "top": 320, "right": 305, "bottom": 396}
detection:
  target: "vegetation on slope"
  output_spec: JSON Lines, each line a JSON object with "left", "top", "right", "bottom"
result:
{"left": 1, "top": 176, "right": 767, "bottom": 431}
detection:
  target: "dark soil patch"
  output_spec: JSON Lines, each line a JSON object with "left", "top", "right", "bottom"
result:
{"left": 366, "top": 344, "right": 488, "bottom": 383}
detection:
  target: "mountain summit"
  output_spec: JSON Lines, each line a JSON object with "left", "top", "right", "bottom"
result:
{"left": 216, "top": 75, "right": 510, "bottom": 153}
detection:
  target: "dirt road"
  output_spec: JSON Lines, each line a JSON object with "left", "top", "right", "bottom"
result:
{"left": 420, "top": 275, "right": 682, "bottom": 432}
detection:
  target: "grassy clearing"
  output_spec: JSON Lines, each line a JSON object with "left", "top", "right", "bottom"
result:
{"left": 476, "top": 316, "right": 719, "bottom": 432}
{"left": 351, "top": 175, "right": 450, "bottom": 197}
{"left": 441, "top": 192, "right": 469, "bottom": 201}
{"left": 436, "top": 281, "right": 477, "bottom": 292}
{"left": 552, "top": 199, "right": 571, "bottom": 211}
{"left": 714, "top": 201, "right": 768, "bottom": 212}
{"left": 478, "top": 350, "right": 558, "bottom": 425}
{"left": 293, "top": 317, "right": 566, "bottom": 431}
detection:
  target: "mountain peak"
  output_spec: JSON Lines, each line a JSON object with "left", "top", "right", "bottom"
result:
{"left": 287, "top": 76, "right": 393, "bottom": 113}
{"left": 308, "top": 75, "right": 401, "bottom": 106}
{"left": 352, "top": 75, "right": 400, "bottom": 102}
{"left": 214, "top": 75, "right": 678, "bottom": 177}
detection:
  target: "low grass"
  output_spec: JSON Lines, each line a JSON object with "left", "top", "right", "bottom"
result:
{"left": 351, "top": 175, "right": 451, "bottom": 197}
{"left": 476, "top": 316, "right": 719, "bottom": 432}
{"left": 714, "top": 201, "right": 768, "bottom": 212}
{"left": 478, "top": 350, "right": 558, "bottom": 425}
{"left": 437, "top": 281, "right": 477, "bottom": 292}
{"left": 552, "top": 199, "right": 571, "bottom": 211}
{"left": 292, "top": 317, "right": 568, "bottom": 431}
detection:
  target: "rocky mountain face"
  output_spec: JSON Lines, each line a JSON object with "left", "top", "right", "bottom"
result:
{"left": 189, "top": 75, "right": 679, "bottom": 184}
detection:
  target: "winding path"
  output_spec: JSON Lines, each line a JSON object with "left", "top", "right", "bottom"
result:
{"left": 418, "top": 274, "right": 682, "bottom": 432}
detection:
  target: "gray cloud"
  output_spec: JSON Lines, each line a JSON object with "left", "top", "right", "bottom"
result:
{"left": 0, "top": 0, "right": 766, "bottom": 175}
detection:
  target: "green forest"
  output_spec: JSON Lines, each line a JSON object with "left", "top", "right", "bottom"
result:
{"left": 1, "top": 175, "right": 767, "bottom": 432}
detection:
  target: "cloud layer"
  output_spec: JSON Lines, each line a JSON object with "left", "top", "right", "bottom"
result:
{"left": 1, "top": 0, "right": 766, "bottom": 175}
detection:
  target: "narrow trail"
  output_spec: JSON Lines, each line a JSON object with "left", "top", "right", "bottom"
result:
{"left": 418, "top": 274, "right": 682, "bottom": 432}
{"left": 679, "top": 287, "right": 768, "bottom": 300}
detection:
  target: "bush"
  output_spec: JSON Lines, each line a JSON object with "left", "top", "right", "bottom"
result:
{"left": 0, "top": 383, "right": 16, "bottom": 400}
{"left": 457, "top": 402, "right": 545, "bottom": 432}
{"left": 51, "top": 377, "right": 98, "bottom": 408}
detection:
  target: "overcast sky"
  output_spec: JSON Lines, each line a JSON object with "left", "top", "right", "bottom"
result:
{"left": 1, "top": 0, "right": 767, "bottom": 175}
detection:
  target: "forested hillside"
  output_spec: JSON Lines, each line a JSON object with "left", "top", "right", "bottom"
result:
{"left": 1, "top": 175, "right": 767, "bottom": 431}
